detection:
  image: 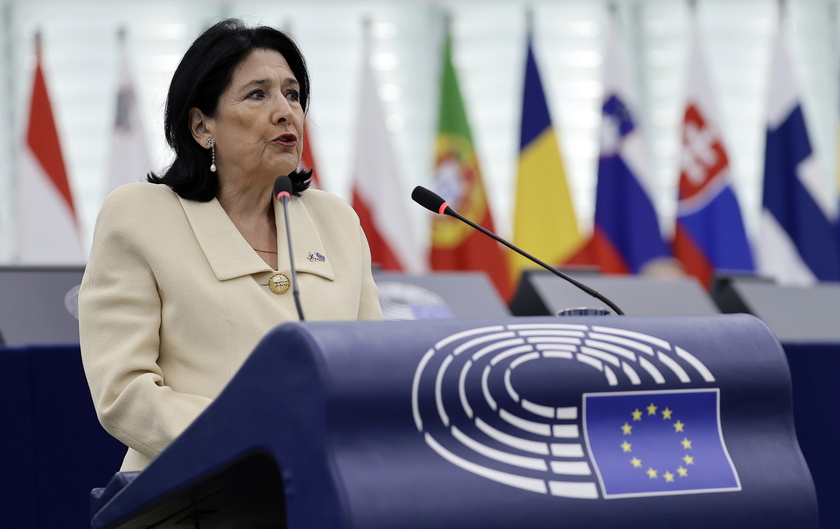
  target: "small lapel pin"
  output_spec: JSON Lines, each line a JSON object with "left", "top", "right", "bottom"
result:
{"left": 307, "top": 251, "right": 326, "bottom": 262}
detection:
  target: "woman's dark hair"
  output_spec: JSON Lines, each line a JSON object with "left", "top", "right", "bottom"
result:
{"left": 148, "top": 18, "right": 311, "bottom": 200}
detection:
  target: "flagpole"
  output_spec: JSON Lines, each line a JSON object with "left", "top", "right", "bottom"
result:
{"left": 0, "top": 4, "right": 14, "bottom": 262}
{"left": 525, "top": 6, "right": 534, "bottom": 35}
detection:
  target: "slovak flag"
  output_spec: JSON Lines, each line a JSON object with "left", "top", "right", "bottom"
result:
{"left": 350, "top": 24, "right": 423, "bottom": 272}
{"left": 16, "top": 33, "right": 84, "bottom": 264}
{"left": 566, "top": 19, "right": 669, "bottom": 274}
{"left": 672, "top": 18, "right": 755, "bottom": 288}
{"left": 759, "top": 22, "right": 840, "bottom": 285}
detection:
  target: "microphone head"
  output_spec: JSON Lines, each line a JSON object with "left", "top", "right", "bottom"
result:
{"left": 273, "top": 174, "right": 294, "bottom": 200}
{"left": 411, "top": 186, "right": 449, "bottom": 215}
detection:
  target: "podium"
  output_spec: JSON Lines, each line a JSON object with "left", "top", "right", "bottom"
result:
{"left": 712, "top": 276, "right": 840, "bottom": 342}
{"left": 91, "top": 315, "right": 816, "bottom": 529}
{"left": 373, "top": 271, "right": 509, "bottom": 319}
{"left": 510, "top": 270, "right": 720, "bottom": 316}
{"left": 0, "top": 266, "right": 85, "bottom": 345}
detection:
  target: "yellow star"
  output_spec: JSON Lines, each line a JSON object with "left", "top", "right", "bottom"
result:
{"left": 621, "top": 441, "right": 632, "bottom": 453}
{"left": 677, "top": 466, "right": 688, "bottom": 477}
{"left": 632, "top": 408, "right": 643, "bottom": 421}
{"left": 674, "top": 420, "right": 685, "bottom": 432}
{"left": 681, "top": 437, "right": 692, "bottom": 450}
{"left": 647, "top": 403, "right": 658, "bottom": 416}
{"left": 662, "top": 407, "right": 673, "bottom": 420}
{"left": 621, "top": 422, "right": 633, "bottom": 435}
{"left": 631, "top": 457, "right": 642, "bottom": 468}
{"left": 664, "top": 471, "right": 675, "bottom": 483}
{"left": 646, "top": 468, "right": 658, "bottom": 479}
{"left": 683, "top": 454, "right": 694, "bottom": 466}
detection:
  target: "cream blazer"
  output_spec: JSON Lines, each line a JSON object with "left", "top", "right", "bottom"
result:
{"left": 80, "top": 182, "right": 383, "bottom": 471}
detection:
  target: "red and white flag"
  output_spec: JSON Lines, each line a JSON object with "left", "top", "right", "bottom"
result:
{"left": 16, "top": 33, "right": 84, "bottom": 264}
{"left": 350, "top": 26, "right": 423, "bottom": 272}
{"left": 104, "top": 29, "right": 151, "bottom": 197}
{"left": 300, "top": 119, "right": 323, "bottom": 190}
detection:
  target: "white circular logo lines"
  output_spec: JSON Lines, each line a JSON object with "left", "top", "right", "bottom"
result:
{"left": 410, "top": 322, "right": 716, "bottom": 499}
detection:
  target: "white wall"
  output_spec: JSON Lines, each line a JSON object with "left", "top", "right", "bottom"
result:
{"left": 1, "top": 0, "right": 837, "bottom": 266}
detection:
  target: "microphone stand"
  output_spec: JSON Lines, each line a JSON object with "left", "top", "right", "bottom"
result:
{"left": 444, "top": 208, "right": 625, "bottom": 316}
{"left": 279, "top": 195, "right": 305, "bottom": 321}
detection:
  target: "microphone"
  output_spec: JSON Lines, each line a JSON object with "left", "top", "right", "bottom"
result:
{"left": 274, "top": 175, "right": 305, "bottom": 321}
{"left": 411, "top": 186, "right": 625, "bottom": 316}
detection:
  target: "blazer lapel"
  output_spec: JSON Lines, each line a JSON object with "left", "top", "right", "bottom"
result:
{"left": 179, "top": 196, "right": 271, "bottom": 281}
{"left": 178, "top": 194, "right": 336, "bottom": 282}
{"left": 275, "top": 195, "right": 336, "bottom": 281}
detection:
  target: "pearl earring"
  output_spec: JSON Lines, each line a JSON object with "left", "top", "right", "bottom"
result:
{"left": 207, "top": 137, "right": 216, "bottom": 172}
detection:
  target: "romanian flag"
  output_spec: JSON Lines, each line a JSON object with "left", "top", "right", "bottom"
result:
{"left": 511, "top": 29, "right": 581, "bottom": 283}
{"left": 429, "top": 28, "right": 512, "bottom": 300}
{"left": 672, "top": 17, "right": 754, "bottom": 288}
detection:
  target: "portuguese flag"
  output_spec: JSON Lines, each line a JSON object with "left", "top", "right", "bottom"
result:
{"left": 429, "top": 29, "right": 512, "bottom": 301}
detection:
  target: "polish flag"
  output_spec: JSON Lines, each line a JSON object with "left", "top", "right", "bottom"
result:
{"left": 16, "top": 33, "right": 84, "bottom": 264}
{"left": 350, "top": 25, "right": 423, "bottom": 272}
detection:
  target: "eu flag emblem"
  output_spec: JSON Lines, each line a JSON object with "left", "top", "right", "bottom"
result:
{"left": 583, "top": 389, "right": 740, "bottom": 498}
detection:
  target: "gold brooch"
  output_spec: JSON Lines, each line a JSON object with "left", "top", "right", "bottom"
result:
{"left": 268, "top": 273, "right": 290, "bottom": 294}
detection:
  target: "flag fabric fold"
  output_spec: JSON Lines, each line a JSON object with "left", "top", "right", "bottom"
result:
{"left": 672, "top": 18, "right": 755, "bottom": 288}
{"left": 350, "top": 26, "right": 423, "bottom": 273}
{"left": 511, "top": 29, "right": 582, "bottom": 283}
{"left": 759, "top": 23, "right": 840, "bottom": 285}
{"left": 105, "top": 30, "right": 151, "bottom": 198}
{"left": 566, "top": 20, "right": 670, "bottom": 274}
{"left": 300, "top": 119, "right": 322, "bottom": 190}
{"left": 16, "top": 34, "right": 84, "bottom": 264}
{"left": 429, "top": 28, "right": 512, "bottom": 300}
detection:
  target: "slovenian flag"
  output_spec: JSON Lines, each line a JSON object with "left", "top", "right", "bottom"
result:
{"left": 511, "top": 27, "right": 581, "bottom": 283}
{"left": 350, "top": 22, "right": 423, "bottom": 272}
{"left": 567, "top": 19, "right": 669, "bottom": 274}
{"left": 759, "top": 22, "right": 840, "bottom": 285}
{"left": 672, "top": 17, "right": 754, "bottom": 288}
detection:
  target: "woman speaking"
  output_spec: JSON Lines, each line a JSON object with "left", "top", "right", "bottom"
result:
{"left": 80, "top": 19, "right": 383, "bottom": 472}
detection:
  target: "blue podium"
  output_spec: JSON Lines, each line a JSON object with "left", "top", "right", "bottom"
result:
{"left": 90, "top": 315, "right": 817, "bottom": 529}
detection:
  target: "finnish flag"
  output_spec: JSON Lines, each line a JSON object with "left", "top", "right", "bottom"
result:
{"left": 759, "top": 22, "right": 840, "bottom": 285}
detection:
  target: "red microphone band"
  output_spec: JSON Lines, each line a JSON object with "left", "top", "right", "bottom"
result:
{"left": 276, "top": 191, "right": 291, "bottom": 201}
{"left": 438, "top": 202, "right": 448, "bottom": 215}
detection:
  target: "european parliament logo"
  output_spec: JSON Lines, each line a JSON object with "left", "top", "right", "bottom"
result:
{"left": 411, "top": 322, "right": 741, "bottom": 500}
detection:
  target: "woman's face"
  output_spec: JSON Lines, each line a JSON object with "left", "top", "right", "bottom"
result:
{"left": 206, "top": 48, "right": 305, "bottom": 188}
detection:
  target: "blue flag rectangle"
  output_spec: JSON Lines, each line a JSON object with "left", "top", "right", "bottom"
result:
{"left": 583, "top": 389, "right": 740, "bottom": 498}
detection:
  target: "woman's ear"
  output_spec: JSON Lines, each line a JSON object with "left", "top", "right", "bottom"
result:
{"left": 188, "top": 107, "right": 214, "bottom": 147}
